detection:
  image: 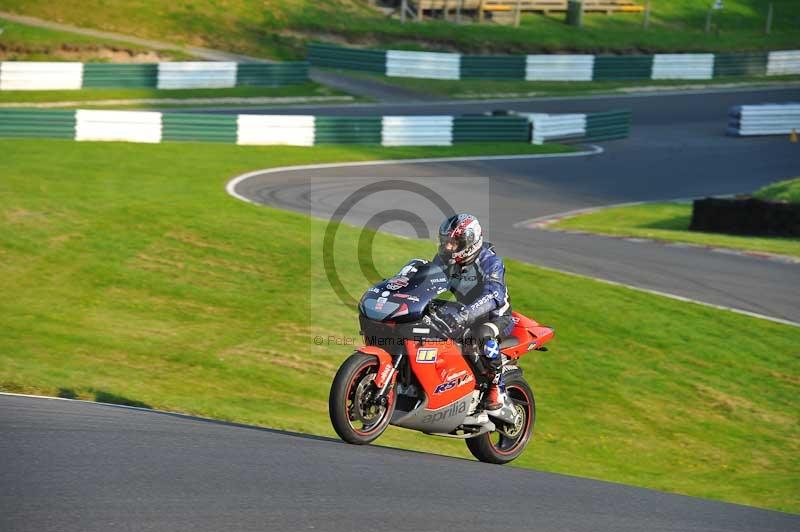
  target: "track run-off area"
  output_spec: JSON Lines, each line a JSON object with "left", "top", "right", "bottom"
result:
{"left": 3, "top": 87, "right": 799, "bottom": 532}
{"left": 3, "top": 393, "right": 799, "bottom": 532}
{"left": 227, "top": 87, "right": 800, "bottom": 325}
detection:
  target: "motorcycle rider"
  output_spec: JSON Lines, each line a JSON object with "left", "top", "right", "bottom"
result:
{"left": 431, "top": 213, "right": 512, "bottom": 412}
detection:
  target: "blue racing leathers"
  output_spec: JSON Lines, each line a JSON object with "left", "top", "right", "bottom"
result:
{"left": 433, "top": 242, "right": 512, "bottom": 325}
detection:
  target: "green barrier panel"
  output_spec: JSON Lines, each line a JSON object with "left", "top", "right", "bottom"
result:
{"left": 584, "top": 109, "right": 632, "bottom": 141}
{"left": 0, "top": 109, "right": 76, "bottom": 138}
{"left": 593, "top": 56, "right": 654, "bottom": 80}
{"left": 460, "top": 56, "right": 526, "bottom": 80}
{"left": 713, "top": 52, "right": 768, "bottom": 78}
{"left": 314, "top": 116, "right": 382, "bottom": 144}
{"left": 453, "top": 116, "right": 530, "bottom": 142}
{"left": 236, "top": 62, "right": 309, "bottom": 87}
{"left": 161, "top": 113, "right": 238, "bottom": 143}
{"left": 82, "top": 64, "right": 159, "bottom": 88}
{"left": 307, "top": 42, "right": 386, "bottom": 74}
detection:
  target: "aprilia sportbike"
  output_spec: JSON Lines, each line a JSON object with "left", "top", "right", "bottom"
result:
{"left": 328, "top": 260, "right": 554, "bottom": 464}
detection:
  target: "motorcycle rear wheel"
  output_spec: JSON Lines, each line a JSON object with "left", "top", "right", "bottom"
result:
{"left": 466, "top": 370, "right": 535, "bottom": 465}
{"left": 329, "top": 352, "right": 395, "bottom": 445}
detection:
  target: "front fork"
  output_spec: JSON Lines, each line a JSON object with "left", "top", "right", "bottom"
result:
{"left": 373, "top": 354, "right": 403, "bottom": 407}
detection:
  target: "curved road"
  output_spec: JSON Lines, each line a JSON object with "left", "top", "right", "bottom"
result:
{"left": 3, "top": 394, "right": 799, "bottom": 532}
{"left": 229, "top": 88, "right": 800, "bottom": 324}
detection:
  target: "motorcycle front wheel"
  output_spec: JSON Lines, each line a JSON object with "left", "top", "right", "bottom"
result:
{"left": 329, "top": 352, "right": 395, "bottom": 445}
{"left": 466, "top": 370, "right": 535, "bottom": 464}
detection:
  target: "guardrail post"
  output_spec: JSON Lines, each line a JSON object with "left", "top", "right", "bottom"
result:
{"left": 643, "top": 0, "right": 651, "bottom": 30}
{"left": 566, "top": 0, "right": 584, "bottom": 27}
{"left": 705, "top": 6, "right": 713, "bottom": 33}
{"left": 765, "top": 2, "right": 773, "bottom": 34}
{"left": 456, "top": 0, "right": 463, "bottom": 23}
{"left": 514, "top": 0, "right": 522, "bottom": 27}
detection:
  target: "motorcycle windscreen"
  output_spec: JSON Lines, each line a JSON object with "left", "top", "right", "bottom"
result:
{"left": 359, "top": 261, "right": 448, "bottom": 323}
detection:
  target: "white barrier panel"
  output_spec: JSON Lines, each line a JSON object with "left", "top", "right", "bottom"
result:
{"left": 525, "top": 113, "right": 587, "bottom": 144}
{"left": 730, "top": 104, "right": 800, "bottom": 136}
{"left": 766, "top": 51, "right": 800, "bottom": 76}
{"left": 382, "top": 116, "right": 453, "bottom": 146}
{"left": 525, "top": 55, "right": 594, "bottom": 81}
{"left": 386, "top": 51, "right": 461, "bottom": 80}
{"left": 157, "top": 62, "right": 237, "bottom": 89}
{"left": 0, "top": 62, "right": 84, "bottom": 90}
{"left": 652, "top": 54, "right": 714, "bottom": 80}
{"left": 75, "top": 110, "right": 162, "bottom": 143}
{"left": 237, "top": 115, "right": 315, "bottom": 146}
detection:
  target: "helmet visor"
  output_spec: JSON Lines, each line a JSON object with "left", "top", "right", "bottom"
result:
{"left": 438, "top": 233, "right": 466, "bottom": 258}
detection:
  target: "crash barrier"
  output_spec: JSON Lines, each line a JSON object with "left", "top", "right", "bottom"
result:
{"left": 0, "top": 108, "right": 631, "bottom": 145}
{"left": 415, "top": 0, "right": 644, "bottom": 15}
{"left": 690, "top": 198, "right": 800, "bottom": 237}
{"left": 0, "top": 61, "right": 309, "bottom": 90}
{"left": 727, "top": 103, "right": 800, "bottom": 137}
{"left": 524, "top": 109, "right": 631, "bottom": 144}
{"left": 308, "top": 43, "right": 800, "bottom": 81}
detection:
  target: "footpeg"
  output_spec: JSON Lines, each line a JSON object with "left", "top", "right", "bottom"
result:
{"left": 487, "top": 397, "right": 518, "bottom": 425}
{"left": 462, "top": 412, "right": 490, "bottom": 425}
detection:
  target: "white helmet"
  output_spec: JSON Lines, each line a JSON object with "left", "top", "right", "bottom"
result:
{"left": 437, "top": 213, "right": 483, "bottom": 265}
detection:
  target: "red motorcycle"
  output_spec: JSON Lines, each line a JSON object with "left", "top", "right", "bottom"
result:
{"left": 329, "top": 259, "right": 554, "bottom": 464}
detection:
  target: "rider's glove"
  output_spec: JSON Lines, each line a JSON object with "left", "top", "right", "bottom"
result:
{"left": 443, "top": 304, "right": 470, "bottom": 331}
{"left": 430, "top": 303, "right": 469, "bottom": 337}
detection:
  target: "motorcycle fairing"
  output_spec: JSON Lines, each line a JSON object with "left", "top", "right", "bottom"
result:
{"left": 391, "top": 392, "right": 473, "bottom": 434}
{"left": 405, "top": 339, "right": 476, "bottom": 410}
{"left": 501, "top": 311, "right": 555, "bottom": 359}
{"left": 356, "top": 345, "right": 394, "bottom": 389}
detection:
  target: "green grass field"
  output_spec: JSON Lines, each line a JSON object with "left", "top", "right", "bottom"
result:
{"left": 551, "top": 179, "right": 800, "bottom": 258}
{"left": 0, "top": 16, "right": 189, "bottom": 61}
{"left": 755, "top": 177, "right": 800, "bottom": 203}
{"left": 1, "top": 138, "right": 798, "bottom": 513}
{"left": 0, "top": 0, "right": 798, "bottom": 60}
{"left": 335, "top": 69, "right": 800, "bottom": 99}
{"left": 0, "top": 83, "right": 354, "bottom": 108}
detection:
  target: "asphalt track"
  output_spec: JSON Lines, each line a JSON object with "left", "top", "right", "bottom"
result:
{"left": 229, "top": 87, "right": 800, "bottom": 324}
{"left": 3, "top": 394, "right": 799, "bottom": 532}
{"left": 4, "top": 88, "right": 800, "bottom": 532}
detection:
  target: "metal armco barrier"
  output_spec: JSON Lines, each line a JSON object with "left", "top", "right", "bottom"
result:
{"left": 386, "top": 51, "right": 460, "bottom": 80}
{"left": 307, "top": 43, "right": 386, "bottom": 74}
{"left": 0, "top": 108, "right": 76, "bottom": 138}
{"left": 524, "top": 109, "right": 631, "bottom": 144}
{"left": 307, "top": 42, "right": 800, "bottom": 81}
{"left": 0, "top": 108, "right": 631, "bottom": 146}
{"left": 0, "top": 61, "right": 309, "bottom": 90}
{"left": 727, "top": 103, "right": 800, "bottom": 136}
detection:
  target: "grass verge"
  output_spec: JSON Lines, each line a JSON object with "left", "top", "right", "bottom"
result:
{"left": 337, "top": 71, "right": 800, "bottom": 99}
{"left": 550, "top": 178, "right": 800, "bottom": 258}
{"left": 1, "top": 1, "right": 799, "bottom": 59}
{"left": 0, "top": 16, "right": 188, "bottom": 61}
{"left": 1, "top": 139, "right": 798, "bottom": 513}
{"left": 0, "top": 83, "right": 355, "bottom": 108}
{"left": 755, "top": 177, "right": 800, "bottom": 204}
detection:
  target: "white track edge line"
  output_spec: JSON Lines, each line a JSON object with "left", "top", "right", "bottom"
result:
{"left": 0, "top": 391, "right": 178, "bottom": 414}
{"left": 515, "top": 193, "right": 800, "bottom": 265}
{"left": 529, "top": 262, "right": 800, "bottom": 328}
{"left": 513, "top": 194, "right": 742, "bottom": 228}
{"left": 224, "top": 145, "right": 604, "bottom": 204}
{"left": 223, "top": 150, "right": 799, "bottom": 329}
{"left": 0, "top": 392, "right": 291, "bottom": 430}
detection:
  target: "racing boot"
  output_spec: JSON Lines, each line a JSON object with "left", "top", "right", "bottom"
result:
{"left": 482, "top": 338, "right": 505, "bottom": 411}
{"left": 484, "top": 381, "right": 505, "bottom": 411}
